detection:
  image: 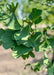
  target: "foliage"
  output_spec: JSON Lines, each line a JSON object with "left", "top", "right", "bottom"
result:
{"left": 0, "top": 0, "right": 54, "bottom": 75}
{"left": 48, "top": 64, "right": 54, "bottom": 75}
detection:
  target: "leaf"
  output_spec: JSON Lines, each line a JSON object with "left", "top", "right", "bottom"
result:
{"left": 33, "top": 62, "right": 42, "bottom": 72}
{"left": 35, "top": 17, "right": 42, "bottom": 24}
{"left": 16, "top": 39, "right": 27, "bottom": 45}
{"left": 12, "top": 45, "right": 33, "bottom": 58}
{"left": 48, "top": 38, "right": 54, "bottom": 48}
{"left": 16, "top": 35, "right": 30, "bottom": 45}
{"left": 17, "top": 32, "right": 42, "bottom": 52}
{"left": 29, "top": 0, "right": 33, "bottom": 2}
{"left": 22, "top": 53, "right": 29, "bottom": 60}
{"left": 24, "top": 32, "right": 42, "bottom": 48}
{"left": 24, "top": 63, "right": 31, "bottom": 69}
{"left": 51, "top": 24, "right": 54, "bottom": 30}
{"left": 1, "top": 29, "right": 15, "bottom": 49}
{"left": 0, "top": 41, "right": 2, "bottom": 45}
{"left": 29, "top": 51, "right": 35, "bottom": 58}
{"left": 15, "top": 2, "right": 18, "bottom": 9}
{"left": 5, "top": 13, "right": 21, "bottom": 30}
{"left": 43, "top": 52, "right": 49, "bottom": 65}
{"left": 0, "top": 13, "right": 8, "bottom": 21}
{"left": 48, "top": 64, "right": 54, "bottom": 75}
{"left": 0, "top": 29, "right": 5, "bottom": 39}
{"left": 14, "top": 25, "right": 30, "bottom": 40}
{"left": 29, "top": 8, "right": 42, "bottom": 22}
{"left": 39, "top": 41, "right": 49, "bottom": 52}
{"left": 11, "top": 2, "right": 15, "bottom": 8}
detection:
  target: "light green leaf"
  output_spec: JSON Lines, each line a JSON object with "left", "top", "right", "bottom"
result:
{"left": 5, "top": 13, "right": 21, "bottom": 30}
{"left": 43, "top": 52, "right": 49, "bottom": 65}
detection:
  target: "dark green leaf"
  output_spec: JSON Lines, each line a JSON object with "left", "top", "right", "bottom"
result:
{"left": 35, "top": 17, "right": 42, "bottom": 24}
{"left": 14, "top": 25, "right": 30, "bottom": 40}
{"left": 0, "top": 41, "right": 3, "bottom": 45}
{"left": 24, "top": 63, "right": 31, "bottom": 69}
{"left": 29, "top": 52, "right": 35, "bottom": 58}
{"left": 48, "top": 38, "right": 54, "bottom": 48}
{"left": 0, "top": 29, "right": 5, "bottom": 39}
{"left": 29, "top": 8, "right": 42, "bottom": 22}
{"left": 24, "top": 32, "right": 42, "bottom": 48}
{"left": 1, "top": 29, "right": 15, "bottom": 49}
{"left": 12, "top": 45, "right": 33, "bottom": 58}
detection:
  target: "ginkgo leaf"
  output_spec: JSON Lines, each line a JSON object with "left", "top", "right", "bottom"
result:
{"left": 12, "top": 45, "right": 33, "bottom": 58}
{"left": 16, "top": 32, "right": 42, "bottom": 50}
{"left": 1, "top": 29, "right": 15, "bottom": 49}
{"left": 29, "top": 8, "right": 42, "bottom": 22}
{"left": 5, "top": 13, "right": 21, "bottom": 30}
{"left": 14, "top": 25, "right": 30, "bottom": 40}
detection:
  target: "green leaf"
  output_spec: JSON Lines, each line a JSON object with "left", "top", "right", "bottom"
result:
{"left": 16, "top": 34, "right": 30, "bottom": 45}
{"left": 12, "top": 45, "right": 33, "bottom": 58}
{"left": 22, "top": 53, "right": 29, "bottom": 60}
{"left": 15, "top": 2, "right": 18, "bottom": 9}
{"left": 51, "top": 24, "right": 54, "bottom": 30}
{"left": 0, "top": 41, "right": 2, "bottom": 45}
{"left": 18, "top": 32, "right": 42, "bottom": 52}
{"left": 29, "top": 0, "right": 33, "bottom": 2}
{"left": 1, "top": 29, "right": 15, "bottom": 49}
{"left": 39, "top": 41, "right": 49, "bottom": 52}
{"left": 43, "top": 52, "right": 49, "bottom": 65}
{"left": 24, "top": 63, "right": 31, "bottom": 69}
{"left": 35, "top": 17, "right": 42, "bottom": 24}
{"left": 48, "top": 38, "right": 54, "bottom": 48}
{"left": 11, "top": 2, "right": 15, "bottom": 8}
{"left": 29, "top": 8, "right": 42, "bottom": 22}
{"left": 33, "top": 62, "right": 42, "bottom": 72}
{"left": 0, "top": 29, "right": 5, "bottom": 39}
{"left": 48, "top": 64, "right": 54, "bottom": 75}
{"left": 14, "top": 25, "right": 30, "bottom": 40}
{"left": 25, "top": 32, "right": 41, "bottom": 48}
{"left": 5, "top": 13, "right": 21, "bottom": 30}
{"left": 29, "top": 52, "right": 35, "bottom": 58}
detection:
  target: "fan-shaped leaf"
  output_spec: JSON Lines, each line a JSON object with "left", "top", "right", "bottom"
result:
{"left": 12, "top": 45, "right": 33, "bottom": 58}
{"left": 1, "top": 29, "right": 15, "bottom": 49}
